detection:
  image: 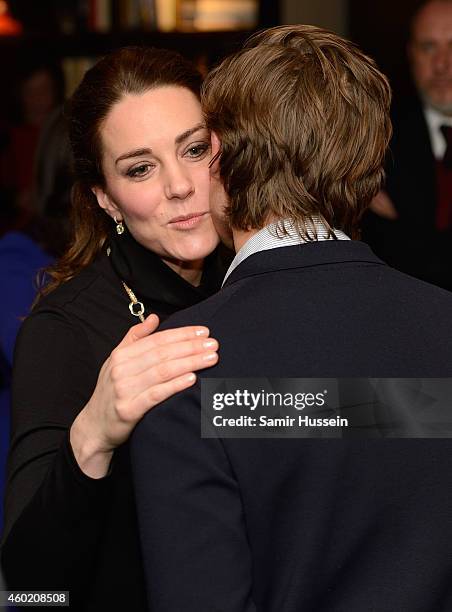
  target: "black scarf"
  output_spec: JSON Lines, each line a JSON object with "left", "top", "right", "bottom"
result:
{"left": 108, "top": 228, "right": 229, "bottom": 320}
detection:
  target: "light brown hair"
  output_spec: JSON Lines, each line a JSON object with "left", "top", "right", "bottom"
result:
{"left": 202, "top": 25, "right": 392, "bottom": 239}
{"left": 41, "top": 46, "right": 202, "bottom": 296}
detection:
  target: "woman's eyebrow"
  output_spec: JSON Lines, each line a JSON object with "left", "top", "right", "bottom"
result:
{"left": 175, "top": 123, "right": 207, "bottom": 145}
{"left": 115, "top": 148, "right": 152, "bottom": 165}
{"left": 114, "top": 124, "right": 207, "bottom": 164}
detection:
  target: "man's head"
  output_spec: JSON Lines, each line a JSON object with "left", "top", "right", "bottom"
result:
{"left": 202, "top": 25, "right": 392, "bottom": 242}
{"left": 409, "top": 0, "right": 452, "bottom": 114}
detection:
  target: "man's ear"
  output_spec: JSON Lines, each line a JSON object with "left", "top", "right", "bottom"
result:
{"left": 210, "top": 132, "right": 221, "bottom": 178}
{"left": 91, "top": 186, "right": 121, "bottom": 220}
{"left": 211, "top": 131, "right": 221, "bottom": 154}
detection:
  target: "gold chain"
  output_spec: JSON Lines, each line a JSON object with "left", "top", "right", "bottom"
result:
{"left": 106, "top": 246, "right": 146, "bottom": 323}
{"left": 121, "top": 281, "right": 145, "bottom": 322}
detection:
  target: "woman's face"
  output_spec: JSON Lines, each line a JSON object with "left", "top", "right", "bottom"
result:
{"left": 95, "top": 86, "right": 219, "bottom": 271}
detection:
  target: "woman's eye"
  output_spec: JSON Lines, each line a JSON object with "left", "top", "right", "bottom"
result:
{"left": 127, "top": 163, "right": 153, "bottom": 178}
{"left": 186, "top": 143, "right": 210, "bottom": 159}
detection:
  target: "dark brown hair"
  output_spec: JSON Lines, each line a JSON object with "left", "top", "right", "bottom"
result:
{"left": 42, "top": 46, "right": 202, "bottom": 295}
{"left": 202, "top": 25, "right": 392, "bottom": 239}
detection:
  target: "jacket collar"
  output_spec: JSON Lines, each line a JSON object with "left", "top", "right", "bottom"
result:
{"left": 223, "top": 240, "right": 386, "bottom": 288}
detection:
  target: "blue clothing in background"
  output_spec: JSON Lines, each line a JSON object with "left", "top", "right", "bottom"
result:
{"left": 0, "top": 231, "right": 52, "bottom": 536}
{"left": 0, "top": 232, "right": 53, "bottom": 364}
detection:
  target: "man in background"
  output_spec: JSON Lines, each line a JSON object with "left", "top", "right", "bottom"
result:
{"left": 132, "top": 25, "right": 452, "bottom": 611}
{"left": 365, "top": 0, "right": 452, "bottom": 289}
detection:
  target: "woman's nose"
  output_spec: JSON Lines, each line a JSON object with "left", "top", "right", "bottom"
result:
{"left": 164, "top": 163, "right": 194, "bottom": 200}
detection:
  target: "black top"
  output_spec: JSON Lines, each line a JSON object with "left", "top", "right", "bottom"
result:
{"left": 1, "top": 229, "right": 227, "bottom": 611}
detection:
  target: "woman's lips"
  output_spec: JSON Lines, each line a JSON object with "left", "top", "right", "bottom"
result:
{"left": 168, "top": 211, "right": 209, "bottom": 229}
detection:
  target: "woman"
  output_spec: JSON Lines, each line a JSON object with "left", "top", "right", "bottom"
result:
{"left": 1, "top": 47, "right": 227, "bottom": 610}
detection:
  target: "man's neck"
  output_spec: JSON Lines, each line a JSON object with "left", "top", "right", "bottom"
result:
{"left": 232, "top": 228, "right": 260, "bottom": 253}
{"left": 422, "top": 95, "right": 452, "bottom": 118}
{"left": 232, "top": 215, "right": 281, "bottom": 252}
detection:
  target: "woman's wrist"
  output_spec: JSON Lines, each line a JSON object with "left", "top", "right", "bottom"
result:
{"left": 70, "top": 407, "right": 114, "bottom": 479}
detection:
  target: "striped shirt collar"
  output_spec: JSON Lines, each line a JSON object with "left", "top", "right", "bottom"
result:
{"left": 222, "top": 217, "right": 350, "bottom": 286}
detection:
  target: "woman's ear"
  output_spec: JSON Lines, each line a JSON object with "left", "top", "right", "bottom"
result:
{"left": 91, "top": 186, "right": 121, "bottom": 220}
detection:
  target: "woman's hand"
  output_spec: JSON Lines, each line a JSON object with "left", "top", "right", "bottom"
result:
{"left": 70, "top": 314, "right": 218, "bottom": 478}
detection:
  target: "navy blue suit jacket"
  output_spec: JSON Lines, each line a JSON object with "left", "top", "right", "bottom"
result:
{"left": 132, "top": 240, "right": 452, "bottom": 611}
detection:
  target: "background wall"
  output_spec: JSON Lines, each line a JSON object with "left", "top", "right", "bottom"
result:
{"left": 349, "top": 0, "right": 424, "bottom": 99}
{"left": 281, "top": 0, "right": 349, "bottom": 36}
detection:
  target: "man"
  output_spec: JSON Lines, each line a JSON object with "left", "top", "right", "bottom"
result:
{"left": 132, "top": 25, "right": 452, "bottom": 611}
{"left": 365, "top": 0, "right": 452, "bottom": 289}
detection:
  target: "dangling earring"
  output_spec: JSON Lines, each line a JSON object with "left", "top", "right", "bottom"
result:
{"left": 114, "top": 216, "right": 125, "bottom": 235}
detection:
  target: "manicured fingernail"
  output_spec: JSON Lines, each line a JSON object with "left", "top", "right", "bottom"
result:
{"left": 195, "top": 328, "right": 209, "bottom": 336}
{"left": 203, "top": 352, "right": 218, "bottom": 362}
{"left": 186, "top": 373, "right": 196, "bottom": 383}
{"left": 203, "top": 340, "right": 217, "bottom": 349}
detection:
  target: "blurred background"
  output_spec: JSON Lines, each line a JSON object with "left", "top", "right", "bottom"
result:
{"left": 0, "top": 0, "right": 426, "bottom": 234}
{"left": 0, "top": 0, "right": 425, "bottom": 235}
